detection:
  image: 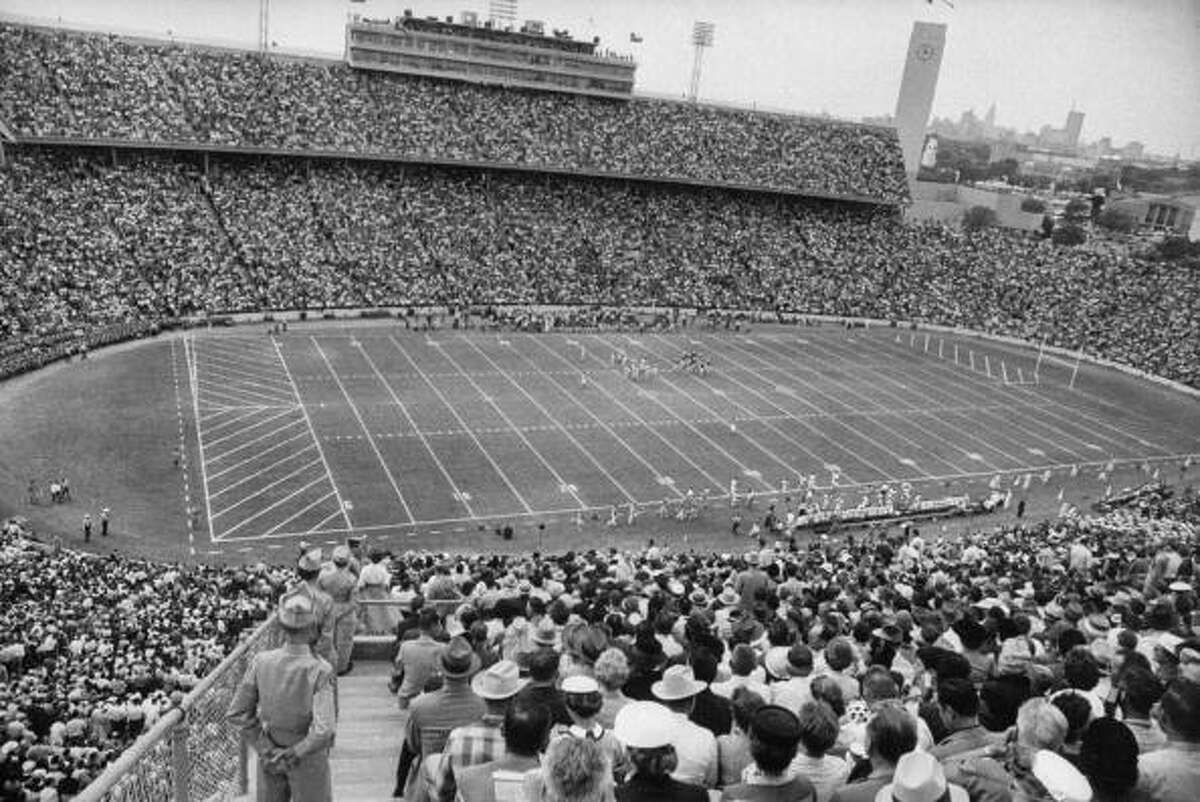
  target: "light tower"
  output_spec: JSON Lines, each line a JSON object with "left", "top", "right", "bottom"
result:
{"left": 688, "top": 21, "right": 715, "bottom": 102}
{"left": 258, "top": 0, "right": 270, "bottom": 52}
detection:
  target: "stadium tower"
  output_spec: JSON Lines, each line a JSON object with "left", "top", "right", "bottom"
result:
{"left": 894, "top": 21, "right": 947, "bottom": 180}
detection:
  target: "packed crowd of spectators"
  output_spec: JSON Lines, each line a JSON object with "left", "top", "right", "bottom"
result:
{"left": 0, "top": 523, "right": 286, "bottom": 800}
{"left": 2, "top": 147, "right": 1198, "bottom": 387}
{"left": 0, "top": 24, "right": 908, "bottom": 202}
{"left": 374, "top": 485, "right": 1200, "bottom": 802}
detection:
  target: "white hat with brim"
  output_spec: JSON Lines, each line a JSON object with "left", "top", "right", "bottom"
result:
{"left": 471, "top": 660, "right": 527, "bottom": 700}
{"left": 613, "top": 701, "right": 677, "bottom": 749}
{"left": 875, "top": 750, "right": 969, "bottom": 802}
{"left": 651, "top": 664, "right": 706, "bottom": 701}
{"left": 1030, "top": 750, "right": 1092, "bottom": 802}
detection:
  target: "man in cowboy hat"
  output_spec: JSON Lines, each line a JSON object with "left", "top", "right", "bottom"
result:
{"left": 651, "top": 664, "right": 718, "bottom": 788}
{"left": 394, "top": 636, "right": 484, "bottom": 800}
{"left": 227, "top": 589, "right": 336, "bottom": 802}
{"left": 430, "top": 660, "right": 527, "bottom": 802}
{"left": 293, "top": 549, "right": 335, "bottom": 668}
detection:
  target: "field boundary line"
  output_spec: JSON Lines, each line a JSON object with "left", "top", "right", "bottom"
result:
{"left": 310, "top": 337, "right": 415, "bottom": 524}
{"left": 270, "top": 338, "right": 353, "bottom": 532}
{"left": 388, "top": 334, "right": 535, "bottom": 514}
{"left": 184, "top": 336, "right": 217, "bottom": 546}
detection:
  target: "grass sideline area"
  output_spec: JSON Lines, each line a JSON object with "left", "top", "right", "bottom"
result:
{"left": 1, "top": 320, "right": 1197, "bottom": 565}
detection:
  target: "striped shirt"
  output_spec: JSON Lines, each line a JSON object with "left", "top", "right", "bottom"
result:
{"left": 432, "top": 714, "right": 506, "bottom": 802}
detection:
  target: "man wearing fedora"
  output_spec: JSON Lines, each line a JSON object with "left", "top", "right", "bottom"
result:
{"left": 431, "top": 660, "right": 527, "bottom": 802}
{"left": 227, "top": 589, "right": 336, "bottom": 802}
{"left": 874, "top": 750, "right": 968, "bottom": 802}
{"left": 395, "top": 636, "right": 485, "bottom": 801}
{"left": 651, "top": 665, "right": 718, "bottom": 788}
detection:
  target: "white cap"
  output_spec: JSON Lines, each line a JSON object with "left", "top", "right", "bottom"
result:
{"left": 561, "top": 675, "right": 599, "bottom": 694}
{"left": 613, "top": 701, "right": 677, "bottom": 749}
{"left": 1030, "top": 750, "right": 1092, "bottom": 802}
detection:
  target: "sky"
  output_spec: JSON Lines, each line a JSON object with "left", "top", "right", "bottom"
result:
{"left": 2, "top": 0, "right": 1197, "bottom": 157}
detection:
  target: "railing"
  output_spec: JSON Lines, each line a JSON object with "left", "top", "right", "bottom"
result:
{"left": 75, "top": 615, "right": 284, "bottom": 802}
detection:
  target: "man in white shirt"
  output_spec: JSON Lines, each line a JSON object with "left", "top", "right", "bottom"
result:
{"left": 651, "top": 665, "right": 719, "bottom": 788}
{"left": 771, "top": 644, "right": 816, "bottom": 714}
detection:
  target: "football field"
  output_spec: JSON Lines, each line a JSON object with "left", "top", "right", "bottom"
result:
{"left": 173, "top": 322, "right": 1200, "bottom": 557}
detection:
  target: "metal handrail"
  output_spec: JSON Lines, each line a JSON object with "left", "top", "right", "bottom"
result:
{"left": 74, "top": 614, "right": 281, "bottom": 802}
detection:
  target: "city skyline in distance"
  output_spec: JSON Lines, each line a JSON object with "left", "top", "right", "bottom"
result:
{"left": 1, "top": 0, "right": 1196, "bottom": 159}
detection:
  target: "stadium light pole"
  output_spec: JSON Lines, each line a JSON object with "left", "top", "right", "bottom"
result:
{"left": 688, "top": 21, "right": 715, "bottom": 102}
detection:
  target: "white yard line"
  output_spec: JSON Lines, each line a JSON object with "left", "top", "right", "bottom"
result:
{"left": 217, "top": 475, "right": 330, "bottom": 540}
{"left": 210, "top": 457, "right": 325, "bottom": 520}
{"left": 206, "top": 430, "right": 313, "bottom": 482}
{"left": 505, "top": 337, "right": 686, "bottom": 500}
{"left": 721, "top": 335, "right": 969, "bottom": 475}
{"left": 529, "top": 335, "right": 722, "bottom": 492}
{"left": 802, "top": 334, "right": 1068, "bottom": 467}
{"left": 355, "top": 340, "right": 477, "bottom": 518}
{"left": 203, "top": 407, "right": 299, "bottom": 450}
{"left": 262, "top": 491, "right": 339, "bottom": 537}
{"left": 196, "top": 376, "right": 294, "bottom": 407}
{"left": 462, "top": 336, "right": 638, "bottom": 505}
{"left": 310, "top": 337, "right": 415, "bottom": 524}
{"left": 869, "top": 335, "right": 1169, "bottom": 457}
{"left": 644, "top": 333, "right": 885, "bottom": 484}
{"left": 207, "top": 445, "right": 317, "bottom": 500}
{"left": 205, "top": 417, "right": 306, "bottom": 464}
{"left": 388, "top": 334, "right": 535, "bottom": 514}
{"left": 198, "top": 407, "right": 278, "bottom": 439}
{"left": 426, "top": 337, "right": 589, "bottom": 509}
{"left": 306, "top": 508, "right": 347, "bottom": 535}
{"left": 271, "top": 338, "right": 353, "bottom": 531}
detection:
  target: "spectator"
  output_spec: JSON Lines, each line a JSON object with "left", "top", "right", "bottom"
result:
{"left": 720, "top": 705, "right": 816, "bottom": 802}
{"left": 790, "top": 701, "right": 850, "bottom": 802}
{"left": 649, "top": 665, "right": 718, "bottom": 788}
{"left": 455, "top": 700, "right": 551, "bottom": 802}
{"left": 1078, "top": 718, "right": 1139, "bottom": 802}
{"left": 613, "top": 701, "right": 707, "bottom": 802}
{"left": 593, "top": 648, "right": 631, "bottom": 730}
{"left": 830, "top": 706, "right": 917, "bottom": 802}
{"left": 1135, "top": 678, "right": 1200, "bottom": 802}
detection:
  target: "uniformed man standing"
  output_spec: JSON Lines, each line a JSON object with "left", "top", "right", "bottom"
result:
{"left": 294, "top": 549, "right": 336, "bottom": 668}
{"left": 227, "top": 589, "right": 336, "bottom": 802}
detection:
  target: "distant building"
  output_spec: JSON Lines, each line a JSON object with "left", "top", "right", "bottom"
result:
{"left": 1107, "top": 194, "right": 1197, "bottom": 239}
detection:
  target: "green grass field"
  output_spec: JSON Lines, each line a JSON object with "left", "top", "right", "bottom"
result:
{"left": 1, "top": 320, "right": 1197, "bottom": 565}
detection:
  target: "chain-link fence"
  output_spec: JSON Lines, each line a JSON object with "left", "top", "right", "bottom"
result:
{"left": 75, "top": 616, "right": 284, "bottom": 802}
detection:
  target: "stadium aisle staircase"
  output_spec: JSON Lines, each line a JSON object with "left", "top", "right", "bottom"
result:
{"left": 233, "top": 660, "right": 404, "bottom": 802}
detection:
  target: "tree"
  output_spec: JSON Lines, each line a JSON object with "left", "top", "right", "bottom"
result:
{"left": 1095, "top": 208, "right": 1138, "bottom": 234}
{"left": 1063, "top": 198, "right": 1091, "bottom": 222}
{"left": 1157, "top": 236, "right": 1200, "bottom": 261}
{"left": 1041, "top": 214, "right": 1055, "bottom": 239}
{"left": 1020, "top": 198, "right": 1046, "bottom": 214}
{"left": 961, "top": 205, "right": 998, "bottom": 231}
{"left": 1052, "top": 223, "right": 1087, "bottom": 246}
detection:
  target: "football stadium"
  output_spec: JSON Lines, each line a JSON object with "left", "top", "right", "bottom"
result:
{"left": 0, "top": 6, "right": 1198, "bottom": 802}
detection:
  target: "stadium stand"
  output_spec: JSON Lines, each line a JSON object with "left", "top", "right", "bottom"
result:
{"left": 2, "top": 486, "right": 1198, "bottom": 799}
{"left": 0, "top": 24, "right": 907, "bottom": 203}
{"left": 1, "top": 145, "right": 1198, "bottom": 387}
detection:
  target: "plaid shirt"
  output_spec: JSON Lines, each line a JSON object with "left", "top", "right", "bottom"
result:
{"left": 431, "top": 713, "right": 505, "bottom": 802}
